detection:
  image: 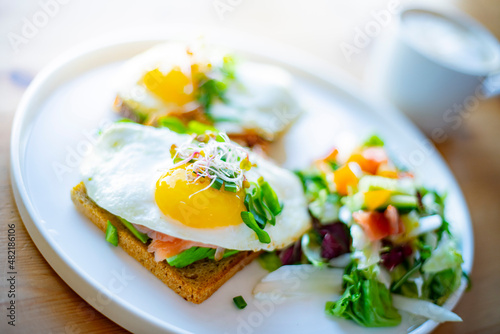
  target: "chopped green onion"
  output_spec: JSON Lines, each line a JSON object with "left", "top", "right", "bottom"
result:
{"left": 224, "top": 182, "right": 238, "bottom": 192}
{"left": 241, "top": 211, "right": 270, "bottom": 244}
{"left": 118, "top": 217, "right": 149, "bottom": 244}
{"left": 105, "top": 221, "right": 118, "bottom": 246}
{"left": 233, "top": 296, "right": 247, "bottom": 309}
{"left": 211, "top": 177, "right": 224, "bottom": 190}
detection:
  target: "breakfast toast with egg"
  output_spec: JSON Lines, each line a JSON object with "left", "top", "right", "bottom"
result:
{"left": 112, "top": 42, "right": 302, "bottom": 151}
{"left": 71, "top": 182, "right": 260, "bottom": 304}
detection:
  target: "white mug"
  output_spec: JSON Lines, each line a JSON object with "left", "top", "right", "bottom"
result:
{"left": 365, "top": 5, "right": 500, "bottom": 138}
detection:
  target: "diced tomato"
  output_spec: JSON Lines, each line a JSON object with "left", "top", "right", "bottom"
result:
{"left": 352, "top": 205, "right": 404, "bottom": 241}
{"left": 385, "top": 205, "right": 404, "bottom": 235}
{"left": 353, "top": 211, "right": 391, "bottom": 241}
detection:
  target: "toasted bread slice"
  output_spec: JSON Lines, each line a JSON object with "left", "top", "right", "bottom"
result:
{"left": 71, "top": 182, "right": 260, "bottom": 304}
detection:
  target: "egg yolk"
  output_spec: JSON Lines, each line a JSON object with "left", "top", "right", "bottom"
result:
{"left": 155, "top": 167, "right": 247, "bottom": 229}
{"left": 142, "top": 67, "right": 194, "bottom": 106}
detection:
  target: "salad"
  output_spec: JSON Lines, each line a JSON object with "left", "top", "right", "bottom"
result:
{"left": 254, "top": 135, "right": 468, "bottom": 327}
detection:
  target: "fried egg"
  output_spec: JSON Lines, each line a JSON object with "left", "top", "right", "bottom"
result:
{"left": 115, "top": 42, "right": 302, "bottom": 141}
{"left": 81, "top": 123, "right": 311, "bottom": 251}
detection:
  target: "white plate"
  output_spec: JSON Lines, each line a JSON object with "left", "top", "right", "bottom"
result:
{"left": 11, "top": 31, "right": 473, "bottom": 334}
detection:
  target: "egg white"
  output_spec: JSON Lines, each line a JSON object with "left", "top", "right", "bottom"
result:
{"left": 115, "top": 42, "right": 302, "bottom": 141}
{"left": 81, "top": 123, "right": 311, "bottom": 251}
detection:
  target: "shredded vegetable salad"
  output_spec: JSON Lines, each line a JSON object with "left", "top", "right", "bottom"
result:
{"left": 254, "top": 135, "right": 467, "bottom": 328}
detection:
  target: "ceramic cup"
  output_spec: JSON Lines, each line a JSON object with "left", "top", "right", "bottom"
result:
{"left": 366, "top": 6, "right": 500, "bottom": 138}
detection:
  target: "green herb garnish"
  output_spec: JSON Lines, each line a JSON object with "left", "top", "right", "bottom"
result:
{"left": 258, "top": 177, "right": 283, "bottom": 216}
{"left": 241, "top": 211, "right": 270, "bottom": 244}
{"left": 211, "top": 177, "right": 224, "bottom": 190}
{"left": 196, "top": 77, "right": 228, "bottom": 113}
{"left": 233, "top": 296, "right": 247, "bottom": 309}
{"left": 224, "top": 181, "right": 238, "bottom": 193}
{"left": 240, "top": 178, "right": 283, "bottom": 242}
{"left": 195, "top": 55, "right": 237, "bottom": 114}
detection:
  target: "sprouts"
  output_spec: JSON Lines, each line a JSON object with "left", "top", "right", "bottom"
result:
{"left": 169, "top": 133, "right": 253, "bottom": 196}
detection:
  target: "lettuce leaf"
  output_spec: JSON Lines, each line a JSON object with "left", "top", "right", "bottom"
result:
{"left": 425, "top": 268, "right": 462, "bottom": 305}
{"left": 422, "top": 238, "right": 463, "bottom": 273}
{"left": 325, "top": 263, "right": 401, "bottom": 327}
{"left": 295, "top": 169, "right": 329, "bottom": 202}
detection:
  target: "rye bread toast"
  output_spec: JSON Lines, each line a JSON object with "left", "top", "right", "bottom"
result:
{"left": 71, "top": 182, "right": 260, "bottom": 304}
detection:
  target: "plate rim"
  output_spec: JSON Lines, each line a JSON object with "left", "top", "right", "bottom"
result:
{"left": 10, "top": 28, "right": 474, "bottom": 334}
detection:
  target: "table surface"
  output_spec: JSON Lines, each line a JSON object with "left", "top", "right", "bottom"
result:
{"left": 1, "top": 1, "right": 500, "bottom": 333}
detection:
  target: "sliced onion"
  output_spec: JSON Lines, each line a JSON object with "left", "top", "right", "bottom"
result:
{"left": 328, "top": 253, "right": 352, "bottom": 268}
{"left": 253, "top": 265, "right": 344, "bottom": 300}
{"left": 214, "top": 247, "right": 225, "bottom": 261}
{"left": 408, "top": 215, "right": 442, "bottom": 238}
{"left": 301, "top": 233, "right": 326, "bottom": 266}
{"left": 391, "top": 294, "right": 462, "bottom": 323}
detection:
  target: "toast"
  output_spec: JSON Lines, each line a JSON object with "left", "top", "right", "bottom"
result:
{"left": 71, "top": 182, "right": 261, "bottom": 304}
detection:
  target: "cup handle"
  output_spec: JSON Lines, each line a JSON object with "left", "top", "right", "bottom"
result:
{"left": 483, "top": 72, "right": 500, "bottom": 98}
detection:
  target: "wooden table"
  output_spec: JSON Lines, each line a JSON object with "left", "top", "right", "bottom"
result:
{"left": 1, "top": 1, "right": 500, "bottom": 333}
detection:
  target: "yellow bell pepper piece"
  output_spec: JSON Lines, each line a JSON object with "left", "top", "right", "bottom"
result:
{"left": 364, "top": 190, "right": 392, "bottom": 211}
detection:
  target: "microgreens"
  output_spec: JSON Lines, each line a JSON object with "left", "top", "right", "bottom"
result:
{"left": 169, "top": 132, "right": 254, "bottom": 196}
